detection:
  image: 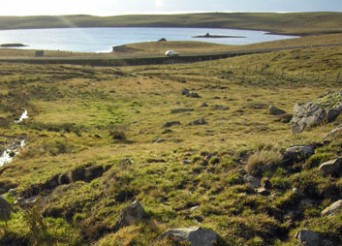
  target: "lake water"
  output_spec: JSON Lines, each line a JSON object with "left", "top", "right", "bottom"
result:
{"left": 0, "top": 27, "right": 297, "bottom": 53}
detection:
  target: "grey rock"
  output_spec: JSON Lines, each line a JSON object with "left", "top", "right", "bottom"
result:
{"left": 269, "top": 105, "right": 287, "bottom": 115}
{"left": 212, "top": 105, "right": 229, "bottom": 110}
{"left": 163, "top": 121, "right": 181, "bottom": 128}
{"left": 188, "top": 91, "right": 201, "bottom": 98}
{"left": 295, "top": 230, "right": 320, "bottom": 246}
{"left": 290, "top": 91, "right": 342, "bottom": 133}
{"left": 295, "top": 229, "right": 333, "bottom": 246}
{"left": 325, "top": 124, "right": 342, "bottom": 139}
{"left": 243, "top": 174, "right": 261, "bottom": 188}
{"left": 188, "top": 118, "right": 207, "bottom": 126}
{"left": 114, "top": 201, "right": 148, "bottom": 231}
{"left": 171, "top": 108, "right": 194, "bottom": 114}
{"left": 157, "top": 227, "right": 218, "bottom": 246}
{"left": 318, "top": 158, "right": 341, "bottom": 176}
{"left": 283, "top": 145, "right": 315, "bottom": 164}
{"left": 321, "top": 199, "right": 342, "bottom": 216}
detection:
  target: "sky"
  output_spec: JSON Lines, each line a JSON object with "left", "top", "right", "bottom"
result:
{"left": 0, "top": 0, "right": 341, "bottom": 16}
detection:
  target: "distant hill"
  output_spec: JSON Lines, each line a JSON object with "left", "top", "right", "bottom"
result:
{"left": 0, "top": 12, "right": 341, "bottom": 35}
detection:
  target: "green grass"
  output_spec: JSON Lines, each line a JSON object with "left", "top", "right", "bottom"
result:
{"left": 0, "top": 44, "right": 341, "bottom": 245}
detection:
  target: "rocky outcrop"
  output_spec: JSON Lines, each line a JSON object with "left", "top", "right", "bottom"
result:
{"left": 325, "top": 124, "right": 342, "bottom": 139}
{"left": 114, "top": 201, "right": 148, "bottom": 231}
{"left": 321, "top": 200, "right": 342, "bottom": 216}
{"left": 157, "top": 227, "right": 218, "bottom": 246}
{"left": 318, "top": 158, "right": 341, "bottom": 177}
{"left": 290, "top": 91, "right": 342, "bottom": 133}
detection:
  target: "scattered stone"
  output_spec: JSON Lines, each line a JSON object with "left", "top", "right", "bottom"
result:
{"left": 257, "top": 187, "right": 270, "bottom": 196}
{"left": 247, "top": 102, "right": 268, "bottom": 109}
{"left": 152, "top": 137, "right": 165, "bottom": 143}
{"left": 114, "top": 201, "right": 148, "bottom": 231}
{"left": 157, "top": 227, "right": 218, "bottom": 246}
{"left": 274, "top": 113, "right": 293, "bottom": 123}
{"left": 171, "top": 108, "right": 194, "bottom": 114}
{"left": 321, "top": 199, "right": 342, "bottom": 216}
{"left": 269, "top": 105, "right": 287, "bottom": 115}
{"left": 182, "top": 88, "right": 201, "bottom": 98}
{"left": 188, "top": 118, "right": 207, "bottom": 126}
{"left": 201, "top": 102, "right": 209, "bottom": 107}
{"left": 290, "top": 91, "right": 342, "bottom": 133}
{"left": 318, "top": 158, "right": 341, "bottom": 177}
{"left": 212, "top": 105, "right": 229, "bottom": 110}
{"left": 182, "top": 88, "right": 190, "bottom": 95}
{"left": 243, "top": 174, "right": 261, "bottom": 188}
{"left": 282, "top": 145, "right": 315, "bottom": 164}
{"left": 163, "top": 121, "right": 181, "bottom": 128}
{"left": 325, "top": 124, "right": 342, "bottom": 139}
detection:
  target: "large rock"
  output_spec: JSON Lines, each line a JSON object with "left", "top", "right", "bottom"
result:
{"left": 290, "top": 91, "right": 342, "bottom": 133}
{"left": 295, "top": 230, "right": 320, "bottom": 246}
{"left": 114, "top": 201, "right": 148, "bottom": 231}
{"left": 318, "top": 158, "right": 341, "bottom": 177}
{"left": 282, "top": 145, "right": 315, "bottom": 164}
{"left": 321, "top": 200, "right": 342, "bottom": 216}
{"left": 157, "top": 227, "right": 218, "bottom": 246}
{"left": 295, "top": 229, "right": 333, "bottom": 246}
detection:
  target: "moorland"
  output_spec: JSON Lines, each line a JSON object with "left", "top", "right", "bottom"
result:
{"left": 0, "top": 12, "right": 341, "bottom": 246}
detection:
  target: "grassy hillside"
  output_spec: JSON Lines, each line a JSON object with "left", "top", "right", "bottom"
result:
{"left": 0, "top": 12, "right": 341, "bottom": 35}
{"left": 0, "top": 44, "right": 341, "bottom": 245}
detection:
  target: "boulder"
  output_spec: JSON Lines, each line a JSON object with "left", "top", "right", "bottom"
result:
{"left": 321, "top": 200, "right": 342, "bottom": 216}
{"left": 269, "top": 105, "right": 287, "bottom": 115}
{"left": 157, "top": 227, "right": 218, "bottom": 246}
{"left": 114, "top": 201, "right": 148, "bottom": 231}
{"left": 290, "top": 91, "right": 342, "bottom": 133}
{"left": 282, "top": 145, "right": 315, "bottom": 164}
{"left": 318, "top": 158, "right": 341, "bottom": 177}
{"left": 295, "top": 230, "right": 320, "bottom": 246}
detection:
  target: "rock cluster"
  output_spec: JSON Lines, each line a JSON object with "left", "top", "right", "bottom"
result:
{"left": 290, "top": 91, "right": 342, "bottom": 133}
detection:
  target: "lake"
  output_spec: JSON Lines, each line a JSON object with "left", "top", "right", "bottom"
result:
{"left": 0, "top": 27, "right": 297, "bottom": 52}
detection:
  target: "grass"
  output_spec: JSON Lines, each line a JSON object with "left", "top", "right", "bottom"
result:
{"left": 0, "top": 12, "right": 341, "bottom": 35}
{"left": 0, "top": 38, "right": 341, "bottom": 245}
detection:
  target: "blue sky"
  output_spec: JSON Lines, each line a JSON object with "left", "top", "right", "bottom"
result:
{"left": 0, "top": 0, "right": 341, "bottom": 16}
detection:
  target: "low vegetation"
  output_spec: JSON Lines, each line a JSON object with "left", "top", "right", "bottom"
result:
{"left": 0, "top": 34, "right": 341, "bottom": 245}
